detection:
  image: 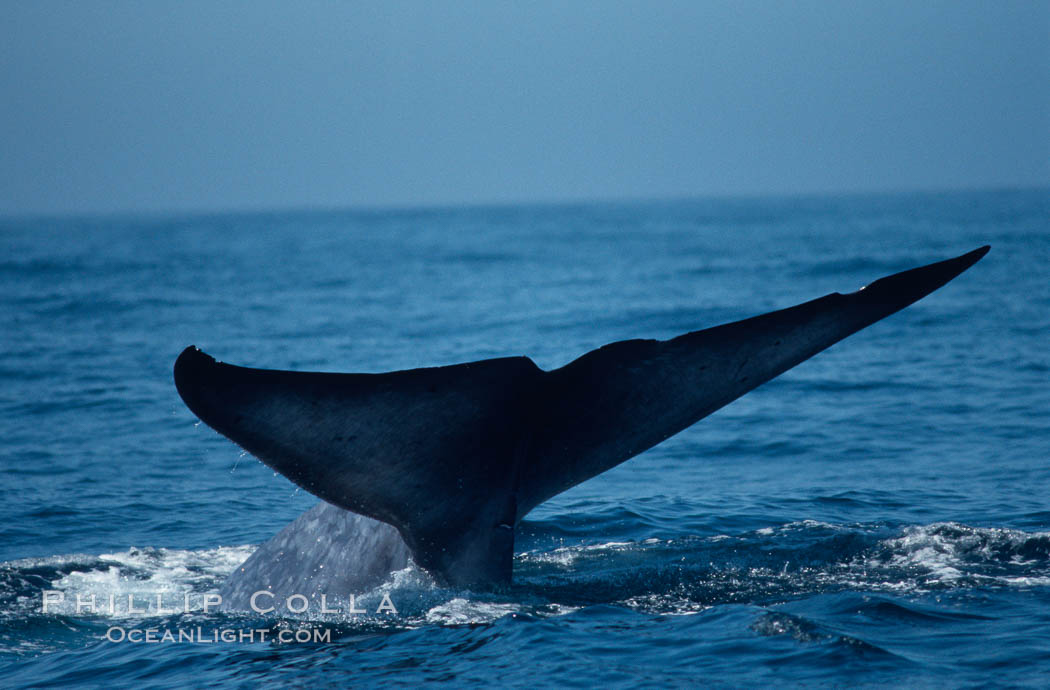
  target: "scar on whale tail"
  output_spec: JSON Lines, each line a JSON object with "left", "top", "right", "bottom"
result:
{"left": 174, "top": 246, "right": 989, "bottom": 588}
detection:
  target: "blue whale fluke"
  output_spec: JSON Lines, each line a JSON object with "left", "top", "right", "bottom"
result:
{"left": 175, "top": 246, "right": 989, "bottom": 597}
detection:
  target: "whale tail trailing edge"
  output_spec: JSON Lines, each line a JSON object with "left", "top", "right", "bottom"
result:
{"left": 522, "top": 245, "right": 990, "bottom": 510}
{"left": 175, "top": 246, "right": 988, "bottom": 587}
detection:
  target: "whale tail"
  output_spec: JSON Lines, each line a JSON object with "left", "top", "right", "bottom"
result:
{"left": 175, "top": 246, "right": 988, "bottom": 587}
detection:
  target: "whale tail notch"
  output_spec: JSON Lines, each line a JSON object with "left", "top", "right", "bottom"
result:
{"left": 175, "top": 246, "right": 988, "bottom": 587}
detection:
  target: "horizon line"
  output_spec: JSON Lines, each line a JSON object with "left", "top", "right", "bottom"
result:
{"left": 1, "top": 183, "right": 1046, "bottom": 224}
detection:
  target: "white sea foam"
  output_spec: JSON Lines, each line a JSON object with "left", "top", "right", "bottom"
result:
{"left": 23, "top": 545, "right": 256, "bottom": 619}
{"left": 424, "top": 598, "right": 520, "bottom": 625}
{"left": 862, "top": 522, "right": 1050, "bottom": 590}
{"left": 521, "top": 539, "right": 641, "bottom": 568}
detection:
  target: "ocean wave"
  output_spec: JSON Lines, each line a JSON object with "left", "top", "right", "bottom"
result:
{"left": 863, "top": 522, "right": 1050, "bottom": 587}
{"left": 3, "top": 520, "right": 1050, "bottom": 636}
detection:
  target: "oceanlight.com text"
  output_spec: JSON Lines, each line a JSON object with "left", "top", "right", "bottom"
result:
{"left": 104, "top": 626, "right": 332, "bottom": 644}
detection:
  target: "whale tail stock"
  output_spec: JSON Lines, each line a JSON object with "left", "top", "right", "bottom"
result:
{"left": 174, "top": 246, "right": 989, "bottom": 587}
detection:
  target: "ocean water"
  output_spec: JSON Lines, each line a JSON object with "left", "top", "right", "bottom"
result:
{"left": 1, "top": 189, "right": 1047, "bottom": 687}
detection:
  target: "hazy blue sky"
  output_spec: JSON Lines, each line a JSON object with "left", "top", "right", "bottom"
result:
{"left": 1, "top": 1, "right": 1047, "bottom": 216}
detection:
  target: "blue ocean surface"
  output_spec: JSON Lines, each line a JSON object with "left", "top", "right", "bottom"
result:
{"left": 0, "top": 189, "right": 1048, "bottom": 687}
